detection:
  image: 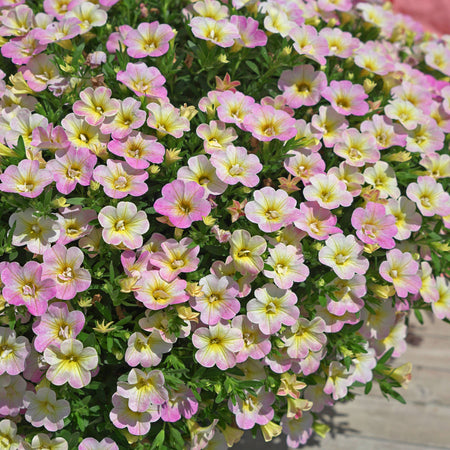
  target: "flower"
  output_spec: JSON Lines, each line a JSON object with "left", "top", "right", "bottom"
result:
{"left": 303, "top": 173, "right": 353, "bottom": 209}
{"left": 229, "top": 229, "right": 267, "bottom": 275}
{"left": 98, "top": 201, "right": 150, "bottom": 249}
{"left": 23, "top": 387, "right": 70, "bottom": 432}
{"left": 322, "top": 80, "right": 369, "bottom": 116}
{"left": 153, "top": 180, "right": 211, "bottom": 229}
{"left": 0, "top": 327, "right": 30, "bottom": 376}
{"left": 79, "top": 438, "right": 119, "bottom": 450}
{"left": 117, "top": 62, "right": 167, "bottom": 99}
{"left": 42, "top": 244, "right": 91, "bottom": 300}
{"left": 319, "top": 234, "right": 369, "bottom": 280}
{"left": 192, "top": 321, "right": 243, "bottom": 370}
{"left": 44, "top": 338, "right": 98, "bottom": 388}
{"left": 333, "top": 128, "right": 380, "bottom": 167}
{"left": 406, "top": 176, "right": 450, "bottom": 217}
{"left": 189, "top": 17, "right": 239, "bottom": 48}
{"left": 125, "top": 330, "right": 173, "bottom": 368}
{"left": 196, "top": 120, "right": 238, "bottom": 153}
{"left": 247, "top": 284, "right": 299, "bottom": 335}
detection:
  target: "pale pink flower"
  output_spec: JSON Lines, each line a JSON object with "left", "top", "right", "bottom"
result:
{"left": 106, "top": 24, "right": 133, "bottom": 53}
{"left": 289, "top": 25, "right": 329, "bottom": 65}
{"left": 124, "top": 21, "right": 174, "bottom": 58}
{"left": 350, "top": 346, "right": 377, "bottom": 383}
{"left": 93, "top": 159, "right": 149, "bottom": 199}
{"left": 247, "top": 284, "right": 299, "bottom": 335}
{"left": 1, "top": 33, "right": 46, "bottom": 65}
{"left": 31, "top": 123, "right": 69, "bottom": 151}
{"left": 79, "top": 438, "right": 118, "bottom": 450}
{"left": 0, "top": 374, "right": 26, "bottom": 418}
{"left": 283, "top": 150, "right": 326, "bottom": 184}
{"left": 0, "top": 328, "right": 30, "bottom": 376}
{"left": 229, "top": 229, "right": 267, "bottom": 275}
{"left": 351, "top": 202, "right": 397, "bottom": 249}
{"left": 432, "top": 276, "right": 450, "bottom": 320}
{"left": 210, "top": 145, "right": 262, "bottom": 187}
{"left": 154, "top": 180, "right": 211, "bottom": 228}
{"left": 281, "top": 412, "right": 313, "bottom": 447}
{"left": 192, "top": 322, "right": 243, "bottom": 370}
{"left": 334, "top": 128, "right": 380, "bottom": 167}
{"left": 19, "top": 54, "right": 60, "bottom": 92}
{"left": 303, "top": 173, "right": 353, "bottom": 209}
{"left": 278, "top": 65, "right": 327, "bottom": 108}
{"left": 379, "top": 249, "right": 421, "bottom": 298}
{"left": 32, "top": 302, "right": 85, "bottom": 353}
{"left": 117, "top": 62, "right": 167, "bottom": 99}
{"left": 230, "top": 15, "right": 267, "bottom": 48}
{"left": 311, "top": 105, "right": 349, "bottom": 148}
{"left": 245, "top": 187, "right": 300, "bottom": 233}
{"left": 42, "top": 244, "right": 91, "bottom": 300}
{"left": 100, "top": 97, "right": 146, "bottom": 139}
{"left": 360, "top": 114, "right": 407, "bottom": 150}
{"left": 232, "top": 315, "right": 271, "bottom": 362}
{"left": 1, "top": 261, "right": 55, "bottom": 316}
{"left": 125, "top": 331, "right": 172, "bottom": 367}
{"left": 23, "top": 388, "right": 70, "bottom": 432}
{"left": 420, "top": 153, "right": 450, "bottom": 179}
{"left": 189, "top": 17, "right": 239, "bottom": 48}
{"left": 294, "top": 201, "right": 342, "bottom": 240}
{"left": 65, "top": 2, "right": 107, "bottom": 32}
{"left": 323, "top": 361, "right": 355, "bottom": 400}
{"left": 216, "top": 91, "right": 255, "bottom": 129}
{"left": 0, "top": 159, "right": 52, "bottom": 198}
{"left": 406, "top": 117, "right": 445, "bottom": 154}
{"left": 108, "top": 132, "right": 164, "bottom": 169}
{"left": 0, "top": 5, "right": 34, "bottom": 37}
{"left": 322, "top": 80, "right": 368, "bottom": 116}
{"left": 61, "top": 113, "right": 108, "bottom": 152}
{"left": 228, "top": 387, "right": 275, "bottom": 429}
{"left": 146, "top": 102, "right": 190, "bottom": 138}
{"left": 190, "top": 274, "right": 240, "bottom": 325}
{"left": 384, "top": 99, "right": 422, "bottom": 131}
{"left": 31, "top": 17, "right": 81, "bottom": 44}
{"left": 243, "top": 104, "right": 297, "bottom": 142}
{"left": 319, "top": 234, "right": 369, "bottom": 280}
{"left": 406, "top": 176, "right": 450, "bottom": 217}
{"left": 55, "top": 206, "right": 97, "bottom": 246}
{"left": 328, "top": 162, "right": 364, "bottom": 197}
{"left": 160, "top": 384, "right": 198, "bottom": 422}
{"left": 46, "top": 146, "right": 97, "bottom": 194}
{"left": 196, "top": 120, "right": 238, "bottom": 154}
{"left": 98, "top": 202, "right": 150, "bottom": 249}
{"left": 319, "top": 28, "right": 360, "bottom": 58}
{"left": 363, "top": 161, "right": 400, "bottom": 199}
{"left": 326, "top": 275, "right": 366, "bottom": 316}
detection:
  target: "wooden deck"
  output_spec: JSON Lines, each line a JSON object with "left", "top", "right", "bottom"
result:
{"left": 235, "top": 312, "right": 450, "bottom": 449}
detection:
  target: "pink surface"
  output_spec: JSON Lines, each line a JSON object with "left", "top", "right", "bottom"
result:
{"left": 392, "top": 0, "right": 450, "bottom": 35}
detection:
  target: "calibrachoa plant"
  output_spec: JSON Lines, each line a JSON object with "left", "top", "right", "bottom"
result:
{"left": 0, "top": 0, "right": 449, "bottom": 448}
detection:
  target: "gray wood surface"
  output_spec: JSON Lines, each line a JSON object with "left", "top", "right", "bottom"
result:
{"left": 234, "top": 312, "right": 450, "bottom": 449}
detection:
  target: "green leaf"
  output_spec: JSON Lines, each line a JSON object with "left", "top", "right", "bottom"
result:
{"left": 364, "top": 381, "right": 372, "bottom": 395}
{"left": 151, "top": 429, "right": 165, "bottom": 449}
{"left": 170, "top": 427, "right": 185, "bottom": 448}
{"left": 378, "top": 347, "right": 395, "bottom": 366}
{"left": 245, "top": 60, "right": 259, "bottom": 75}
{"left": 414, "top": 309, "right": 424, "bottom": 325}
{"left": 389, "top": 389, "right": 406, "bottom": 404}
{"left": 66, "top": 197, "right": 86, "bottom": 205}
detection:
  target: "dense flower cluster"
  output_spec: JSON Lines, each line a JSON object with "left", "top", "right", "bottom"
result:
{"left": 0, "top": 0, "right": 449, "bottom": 448}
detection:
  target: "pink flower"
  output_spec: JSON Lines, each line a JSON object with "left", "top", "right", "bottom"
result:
{"left": 189, "top": 17, "right": 239, "bottom": 48}
{"left": 55, "top": 206, "right": 97, "bottom": 246}
{"left": 334, "top": 128, "right": 380, "bottom": 167}
{"left": 117, "top": 62, "right": 167, "bottom": 99}
{"left": 146, "top": 102, "right": 190, "bottom": 138}
{"left": 32, "top": 300, "right": 85, "bottom": 354}
{"left": 326, "top": 275, "right": 366, "bottom": 316}
{"left": 192, "top": 322, "right": 243, "bottom": 370}
{"left": 294, "top": 201, "right": 342, "bottom": 240}
{"left": 79, "top": 438, "right": 118, "bottom": 450}
{"left": 278, "top": 65, "right": 327, "bottom": 108}
{"left": 283, "top": 317, "right": 327, "bottom": 359}
{"left": 42, "top": 244, "right": 91, "bottom": 300}
{"left": 245, "top": 187, "right": 301, "bottom": 233}
{"left": 323, "top": 361, "right": 355, "bottom": 400}
{"left": 351, "top": 202, "right": 397, "bottom": 249}
{"left": 124, "top": 21, "right": 174, "bottom": 58}
{"left": 125, "top": 331, "right": 172, "bottom": 368}
{"left": 289, "top": 25, "right": 329, "bottom": 65}
{"left": 0, "top": 159, "right": 53, "bottom": 198}
{"left": 360, "top": 114, "right": 407, "bottom": 150}
{"left": 93, "top": 159, "right": 149, "bottom": 199}
{"left": 385, "top": 197, "right": 422, "bottom": 241}
{"left": 311, "top": 105, "right": 349, "bottom": 148}
{"left": 108, "top": 131, "right": 165, "bottom": 169}
{"left": 44, "top": 339, "right": 98, "bottom": 389}
{"left": 406, "top": 176, "right": 450, "bottom": 217}
{"left": 210, "top": 145, "right": 262, "bottom": 187}
{"left": 31, "top": 17, "right": 81, "bottom": 44}
{"left": 0, "top": 328, "right": 30, "bottom": 376}
{"left": 322, "top": 80, "right": 369, "bottom": 116}
{"left": 284, "top": 149, "right": 326, "bottom": 184}
{"left": 232, "top": 315, "right": 271, "bottom": 362}
{"left": 1, "top": 261, "right": 55, "bottom": 316}
{"left": 19, "top": 54, "right": 60, "bottom": 92}
{"left": 379, "top": 249, "right": 421, "bottom": 298}
{"left": 247, "top": 284, "right": 299, "bottom": 335}
{"left": 196, "top": 120, "right": 238, "bottom": 154}
{"left": 229, "top": 229, "right": 267, "bottom": 275}
{"left": 230, "top": 15, "right": 267, "bottom": 48}
{"left": 281, "top": 412, "right": 313, "bottom": 447}
{"left": 159, "top": 384, "right": 198, "bottom": 422}
{"left": 154, "top": 180, "right": 211, "bottom": 228}
{"left": 243, "top": 104, "right": 297, "bottom": 142}
{"left": 0, "top": 374, "right": 26, "bottom": 417}
{"left": 190, "top": 274, "right": 240, "bottom": 325}
{"left": 303, "top": 173, "right": 353, "bottom": 209}
{"left": 98, "top": 202, "right": 149, "bottom": 249}
{"left": 228, "top": 387, "right": 275, "bottom": 429}
{"left": 46, "top": 146, "right": 97, "bottom": 195}
{"left": 73, "top": 87, "right": 120, "bottom": 126}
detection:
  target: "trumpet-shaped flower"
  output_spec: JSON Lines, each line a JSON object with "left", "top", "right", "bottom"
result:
{"left": 245, "top": 187, "right": 301, "bottom": 233}
{"left": 280, "top": 412, "right": 313, "bottom": 447}
{"left": 284, "top": 149, "right": 326, "bottom": 184}
{"left": 229, "top": 229, "right": 267, "bottom": 275}
{"left": 192, "top": 321, "right": 243, "bottom": 370}
{"left": 154, "top": 180, "right": 211, "bottom": 229}
{"left": 334, "top": 128, "right": 379, "bottom": 167}
{"left": 124, "top": 21, "right": 175, "bottom": 58}
{"left": 93, "top": 159, "right": 149, "bottom": 199}
{"left": 406, "top": 117, "right": 444, "bottom": 154}
{"left": 263, "top": 243, "right": 309, "bottom": 289}
{"left": 117, "top": 368, "right": 168, "bottom": 412}
{"left": 406, "top": 176, "right": 450, "bottom": 217}
{"left": 79, "top": 437, "right": 119, "bottom": 450}
{"left": 322, "top": 80, "right": 368, "bottom": 116}
{"left": 311, "top": 105, "right": 349, "bottom": 148}
{"left": 360, "top": 114, "right": 407, "bottom": 150}
{"left": 0, "top": 328, "right": 30, "bottom": 376}
{"left": 44, "top": 339, "right": 98, "bottom": 388}
{"left": 363, "top": 161, "right": 400, "bottom": 199}
{"left": 73, "top": 87, "right": 120, "bottom": 126}
{"left": 303, "top": 173, "right": 353, "bottom": 209}
{"left": 351, "top": 202, "right": 397, "bottom": 249}
{"left": 160, "top": 384, "right": 198, "bottom": 422}
{"left": 319, "top": 234, "right": 369, "bottom": 280}
{"left": 326, "top": 275, "right": 366, "bottom": 316}
{"left": 190, "top": 274, "right": 240, "bottom": 325}
{"left": 216, "top": 91, "right": 255, "bottom": 129}
{"left": 46, "top": 146, "right": 97, "bottom": 195}
{"left": 98, "top": 201, "right": 150, "bottom": 249}
{"left": 384, "top": 99, "right": 422, "bottom": 131}
{"left": 289, "top": 25, "right": 329, "bottom": 66}
{"left": 0, "top": 159, "right": 53, "bottom": 198}
{"left": 420, "top": 153, "right": 450, "bottom": 179}
{"left": 117, "top": 62, "right": 167, "bottom": 99}
{"left": 0, "top": 374, "right": 26, "bottom": 417}
{"left": 196, "top": 120, "right": 238, "bottom": 153}
{"left": 134, "top": 270, "right": 188, "bottom": 310}
{"left": 108, "top": 132, "right": 165, "bottom": 169}
{"left": 55, "top": 206, "right": 97, "bottom": 246}
{"left": 432, "top": 276, "right": 450, "bottom": 320}
{"left": 146, "top": 102, "right": 190, "bottom": 138}
{"left": 210, "top": 145, "right": 262, "bottom": 187}
{"left": 125, "top": 331, "right": 172, "bottom": 367}
{"left": 230, "top": 15, "right": 267, "bottom": 48}
{"left": 243, "top": 104, "right": 297, "bottom": 142}
{"left": 385, "top": 197, "right": 422, "bottom": 240}
{"left": 42, "top": 244, "right": 91, "bottom": 300}
{"left": 1, "top": 261, "right": 55, "bottom": 316}
{"left": 23, "top": 387, "right": 70, "bottom": 432}
{"left": 320, "top": 27, "right": 360, "bottom": 58}
{"left": 323, "top": 361, "right": 355, "bottom": 400}
{"left": 379, "top": 249, "right": 421, "bottom": 298}
{"left": 65, "top": 2, "right": 107, "bottom": 32}
{"left": 278, "top": 65, "right": 327, "bottom": 108}
{"left": 19, "top": 54, "right": 60, "bottom": 92}
{"left": 189, "top": 17, "right": 239, "bottom": 48}
{"left": 247, "top": 284, "right": 299, "bottom": 335}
